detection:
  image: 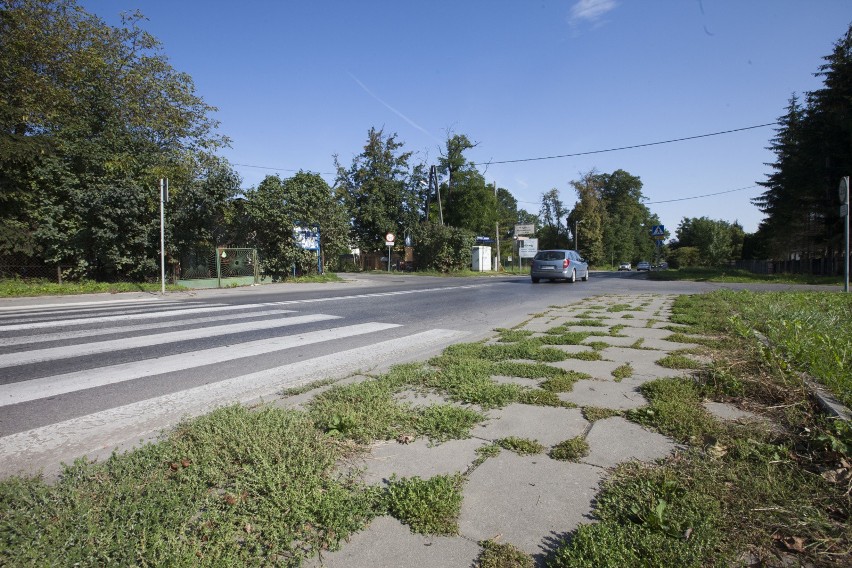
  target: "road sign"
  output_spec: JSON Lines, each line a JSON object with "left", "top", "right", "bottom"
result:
{"left": 514, "top": 224, "right": 535, "bottom": 236}
{"left": 385, "top": 233, "right": 395, "bottom": 247}
{"left": 519, "top": 238, "right": 538, "bottom": 259}
{"left": 841, "top": 204, "right": 848, "bottom": 218}
{"left": 650, "top": 225, "right": 665, "bottom": 237}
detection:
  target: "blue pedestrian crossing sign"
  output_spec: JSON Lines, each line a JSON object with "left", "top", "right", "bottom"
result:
{"left": 650, "top": 225, "right": 665, "bottom": 237}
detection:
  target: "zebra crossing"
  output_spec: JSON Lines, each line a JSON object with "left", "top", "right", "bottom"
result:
{"left": 0, "top": 296, "right": 468, "bottom": 478}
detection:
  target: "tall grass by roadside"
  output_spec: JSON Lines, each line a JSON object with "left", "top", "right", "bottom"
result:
{"left": 551, "top": 291, "right": 851, "bottom": 567}
{"left": 719, "top": 290, "right": 852, "bottom": 408}
{"left": 0, "top": 278, "right": 188, "bottom": 297}
{"left": 648, "top": 267, "right": 841, "bottom": 285}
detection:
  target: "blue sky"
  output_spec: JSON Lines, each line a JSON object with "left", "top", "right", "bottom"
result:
{"left": 81, "top": 0, "right": 851, "bottom": 234}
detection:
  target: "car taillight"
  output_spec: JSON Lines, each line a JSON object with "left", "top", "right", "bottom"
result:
{"left": 563, "top": 259, "right": 570, "bottom": 269}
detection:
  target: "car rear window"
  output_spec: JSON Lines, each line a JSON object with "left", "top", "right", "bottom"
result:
{"left": 534, "top": 251, "right": 565, "bottom": 261}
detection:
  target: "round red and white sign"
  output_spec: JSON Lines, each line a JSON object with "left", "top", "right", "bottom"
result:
{"left": 385, "top": 233, "right": 395, "bottom": 243}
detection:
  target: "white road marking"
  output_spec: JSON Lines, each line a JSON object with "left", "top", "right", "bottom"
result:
{"left": 0, "top": 302, "right": 293, "bottom": 332}
{"left": 0, "top": 322, "right": 401, "bottom": 406}
{"left": 0, "top": 313, "right": 342, "bottom": 368}
{"left": 0, "top": 308, "right": 295, "bottom": 347}
{"left": 0, "top": 328, "right": 469, "bottom": 477}
{"left": 0, "top": 297, "right": 171, "bottom": 312}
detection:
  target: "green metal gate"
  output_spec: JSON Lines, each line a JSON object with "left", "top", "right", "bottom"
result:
{"left": 178, "top": 248, "right": 259, "bottom": 289}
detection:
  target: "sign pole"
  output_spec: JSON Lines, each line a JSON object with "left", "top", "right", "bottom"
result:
{"left": 841, "top": 177, "right": 850, "bottom": 293}
{"left": 159, "top": 178, "right": 166, "bottom": 295}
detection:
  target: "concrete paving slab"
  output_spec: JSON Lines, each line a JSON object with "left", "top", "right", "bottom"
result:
{"left": 583, "top": 416, "right": 678, "bottom": 469}
{"left": 459, "top": 452, "right": 603, "bottom": 559}
{"left": 559, "top": 378, "right": 647, "bottom": 410}
{"left": 355, "top": 437, "right": 486, "bottom": 485}
{"left": 472, "top": 403, "right": 588, "bottom": 447}
{"left": 552, "top": 344, "right": 599, "bottom": 355}
{"left": 305, "top": 515, "right": 481, "bottom": 568}
{"left": 638, "top": 337, "right": 699, "bottom": 351}
{"left": 598, "top": 346, "right": 690, "bottom": 379}
{"left": 549, "top": 358, "right": 626, "bottom": 379}
{"left": 581, "top": 335, "right": 643, "bottom": 348}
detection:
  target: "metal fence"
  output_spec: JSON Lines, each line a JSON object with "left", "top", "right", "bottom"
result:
{"left": 177, "top": 248, "right": 258, "bottom": 288}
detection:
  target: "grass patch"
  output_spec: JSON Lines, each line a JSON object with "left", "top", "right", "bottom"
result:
{"left": 645, "top": 318, "right": 658, "bottom": 328}
{"left": 416, "top": 404, "right": 485, "bottom": 443}
{"left": 549, "top": 437, "right": 590, "bottom": 461}
{"left": 585, "top": 340, "right": 610, "bottom": 351}
{"left": 608, "top": 324, "right": 627, "bottom": 336}
{"left": 477, "top": 539, "right": 534, "bottom": 568}
{"left": 0, "top": 405, "right": 382, "bottom": 565}
{"left": 607, "top": 303, "right": 632, "bottom": 312}
{"left": 307, "top": 378, "right": 418, "bottom": 443}
{"left": 656, "top": 352, "right": 702, "bottom": 370}
{"left": 611, "top": 363, "right": 633, "bottom": 381}
{"left": 384, "top": 474, "right": 463, "bottom": 535}
{"left": 621, "top": 313, "right": 634, "bottom": 319}
{"left": 647, "top": 267, "right": 842, "bottom": 285}
{"left": 571, "top": 319, "right": 608, "bottom": 327}
{"left": 0, "top": 277, "right": 188, "bottom": 297}
{"left": 495, "top": 329, "right": 535, "bottom": 342}
{"left": 565, "top": 350, "right": 603, "bottom": 361}
{"left": 497, "top": 437, "right": 545, "bottom": 455}
{"left": 627, "top": 378, "right": 723, "bottom": 444}
{"left": 540, "top": 371, "right": 589, "bottom": 393}
{"left": 582, "top": 406, "right": 621, "bottom": 422}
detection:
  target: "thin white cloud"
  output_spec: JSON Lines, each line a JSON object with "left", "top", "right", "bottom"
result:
{"left": 569, "top": 0, "right": 617, "bottom": 24}
{"left": 348, "top": 72, "right": 440, "bottom": 142}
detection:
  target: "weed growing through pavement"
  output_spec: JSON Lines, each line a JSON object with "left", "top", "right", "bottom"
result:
{"left": 656, "top": 352, "right": 702, "bottom": 370}
{"left": 611, "top": 363, "right": 634, "bottom": 382}
{"left": 416, "top": 404, "right": 485, "bottom": 443}
{"left": 477, "top": 539, "right": 534, "bottom": 568}
{"left": 497, "top": 437, "right": 545, "bottom": 455}
{"left": 540, "top": 371, "right": 589, "bottom": 393}
{"left": 582, "top": 406, "right": 622, "bottom": 422}
{"left": 549, "top": 437, "right": 590, "bottom": 461}
{"left": 621, "top": 313, "right": 634, "bottom": 319}
{"left": 384, "top": 474, "right": 464, "bottom": 535}
{"left": 585, "top": 340, "right": 610, "bottom": 351}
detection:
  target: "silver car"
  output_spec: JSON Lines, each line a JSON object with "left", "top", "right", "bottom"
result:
{"left": 530, "top": 249, "right": 589, "bottom": 283}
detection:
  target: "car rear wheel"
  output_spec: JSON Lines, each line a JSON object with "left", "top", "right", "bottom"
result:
{"left": 531, "top": 277, "right": 540, "bottom": 283}
{"left": 568, "top": 269, "right": 576, "bottom": 283}
{"left": 582, "top": 269, "right": 589, "bottom": 281}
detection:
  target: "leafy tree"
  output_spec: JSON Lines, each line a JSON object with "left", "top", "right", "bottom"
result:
{"left": 411, "top": 222, "right": 476, "bottom": 272}
{"left": 672, "top": 216, "right": 742, "bottom": 266}
{"left": 568, "top": 170, "right": 607, "bottom": 264}
{"left": 242, "top": 172, "right": 347, "bottom": 278}
{"left": 335, "top": 127, "right": 421, "bottom": 252}
{"left": 435, "top": 133, "right": 499, "bottom": 235}
{"left": 0, "top": 0, "right": 227, "bottom": 279}
{"left": 598, "top": 169, "right": 656, "bottom": 263}
{"left": 538, "top": 188, "right": 569, "bottom": 249}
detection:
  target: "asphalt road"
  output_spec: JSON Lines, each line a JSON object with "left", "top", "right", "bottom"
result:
{"left": 0, "top": 271, "right": 829, "bottom": 478}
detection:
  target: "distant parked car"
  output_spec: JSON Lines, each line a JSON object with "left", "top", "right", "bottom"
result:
{"left": 618, "top": 262, "right": 631, "bottom": 271}
{"left": 636, "top": 261, "right": 651, "bottom": 271}
{"left": 530, "top": 249, "right": 589, "bottom": 283}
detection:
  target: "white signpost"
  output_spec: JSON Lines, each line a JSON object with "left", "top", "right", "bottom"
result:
{"left": 385, "top": 232, "right": 395, "bottom": 271}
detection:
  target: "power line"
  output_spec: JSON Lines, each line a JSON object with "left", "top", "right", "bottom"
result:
{"left": 472, "top": 122, "right": 778, "bottom": 166}
{"left": 229, "top": 122, "right": 777, "bottom": 178}
{"left": 645, "top": 185, "right": 760, "bottom": 204}
{"left": 232, "top": 163, "right": 336, "bottom": 176}
{"left": 516, "top": 184, "right": 761, "bottom": 208}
